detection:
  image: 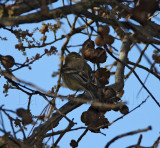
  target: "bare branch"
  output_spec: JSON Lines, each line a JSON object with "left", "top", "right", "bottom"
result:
{"left": 108, "top": 35, "right": 131, "bottom": 91}
{"left": 105, "top": 126, "right": 152, "bottom": 148}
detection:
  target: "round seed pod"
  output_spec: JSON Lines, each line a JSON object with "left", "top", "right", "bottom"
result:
{"left": 82, "top": 47, "right": 95, "bottom": 61}
{"left": 70, "top": 140, "right": 78, "bottom": 148}
{"left": 82, "top": 44, "right": 107, "bottom": 64}
{"left": 22, "top": 112, "right": 33, "bottom": 125}
{"left": 104, "top": 35, "right": 115, "bottom": 45}
{"left": 98, "top": 25, "right": 110, "bottom": 36}
{"left": 95, "top": 68, "right": 110, "bottom": 87}
{"left": 82, "top": 39, "right": 95, "bottom": 50}
{"left": 16, "top": 108, "right": 26, "bottom": 117}
{"left": 94, "top": 47, "right": 107, "bottom": 63}
{"left": 1, "top": 55, "right": 15, "bottom": 68}
{"left": 81, "top": 111, "right": 89, "bottom": 124}
{"left": 120, "top": 105, "right": 129, "bottom": 115}
{"left": 16, "top": 108, "right": 33, "bottom": 125}
{"left": 95, "top": 36, "right": 107, "bottom": 46}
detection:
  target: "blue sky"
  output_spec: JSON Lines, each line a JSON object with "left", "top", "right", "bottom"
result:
{"left": 0, "top": 1, "right": 160, "bottom": 148}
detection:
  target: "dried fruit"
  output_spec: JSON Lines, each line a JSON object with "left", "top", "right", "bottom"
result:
{"left": 95, "top": 47, "right": 107, "bottom": 63}
{"left": 95, "top": 35, "right": 114, "bottom": 46}
{"left": 16, "top": 108, "right": 33, "bottom": 125}
{"left": 70, "top": 140, "right": 78, "bottom": 148}
{"left": 16, "top": 108, "right": 26, "bottom": 117}
{"left": 1, "top": 55, "right": 15, "bottom": 68}
{"left": 95, "top": 68, "right": 110, "bottom": 87}
{"left": 103, "top": 86, "right": 116, "bottom": 100}
{"left": 120, "top": 105, "right": 129, "bottom": 115}
{"left": 82, "top": 39, "right": 95, "bottom": 49}
{"left": 95, "top": 36, "right": 107, "bottom": 46}
{"left": 97, "top": 115, "right": 109, "bottom": 129}
{"left": 81, "top": 107, "right": 109, "bottom": 132}
{"left": 81, "top": 111, "right": 89, "bottom": 124}
{"left": 104, "top": 35, "right": 115, "bottom": 45}
{"left": 82, "top": 47, "right": 95, "bottom": 61}
{"left": 98, "top": 25, "right": 110, "bottom": 36}
{"left": 82, "top": 40, "right": 107, "bottom": 64}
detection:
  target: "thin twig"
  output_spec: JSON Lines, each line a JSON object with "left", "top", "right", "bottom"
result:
{"left": 106, "top": 47, "right": 160, "bottom": 107}
{"left": 105, "top": 126, "right": 152, "bottom": 148}
{"left": 128, "top": 61, "right": 160, "bottom": 80}
{"left": 125, "top": 44, "right": 149, "bottom": 79}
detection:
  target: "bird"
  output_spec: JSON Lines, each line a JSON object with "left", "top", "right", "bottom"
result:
{"left": 61, "top": 52, "right": 98, "bottom": 99}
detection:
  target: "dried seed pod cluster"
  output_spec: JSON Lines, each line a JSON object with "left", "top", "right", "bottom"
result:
{"left": 80, "top": 29, "right": 128, "bottom": 130}
{"left": 81, "top": 107, "right": 109, "bottom": 132}
{"left": 95, "top": 25, "right": 114, "bottom": 46}
{"left": 91, "top": 87, "right": 129, "bottom": 114}
{"left": 16, "top": 108, "right": 33, "bottom": 125}
{"left": 94, "top": 68, "right": 110, "bottom": 87}
{"left": 82, "top": 40, "right": 107, "bottom": 64}
{"left": 80, "top": 86, "right": 129, "bottom": 131}
{"left": 0, "top": 55, "right": 15, "bottom": 68}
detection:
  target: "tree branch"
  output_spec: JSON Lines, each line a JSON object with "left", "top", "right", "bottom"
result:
{"left": 105, "top": 126, "right": 152, "bottom": 148}
{"left": 108, "top": 35, "right": 132, "bottom": 92}
{"left": 0, "top": 0, "right": 114, "bottom": 26}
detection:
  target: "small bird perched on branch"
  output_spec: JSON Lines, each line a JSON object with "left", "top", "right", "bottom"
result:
{"left": 61, "top": 52, "right": 98, "bottom": 99}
